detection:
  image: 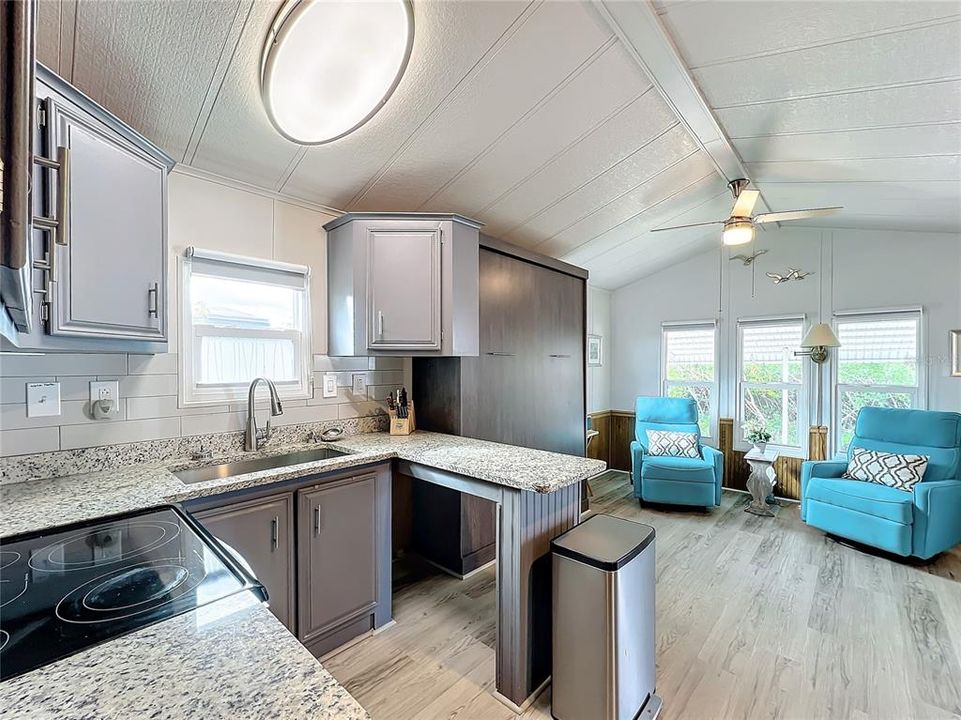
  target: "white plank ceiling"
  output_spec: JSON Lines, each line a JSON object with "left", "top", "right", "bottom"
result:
{"left": 37, "top": 0, "right": 961, "bottom": 289}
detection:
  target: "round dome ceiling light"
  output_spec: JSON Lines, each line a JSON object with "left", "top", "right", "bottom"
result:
{"left": 261, "top": 0, "right": 414, "bottom": 145}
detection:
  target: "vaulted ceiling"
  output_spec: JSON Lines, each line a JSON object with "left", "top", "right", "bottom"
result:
{"left": 37, "top": 0, "right": 961, "bottom": 289}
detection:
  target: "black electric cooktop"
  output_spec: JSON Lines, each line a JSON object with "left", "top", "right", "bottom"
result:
{"left": 0, "top": 505, "right": 266, "bottom": 681}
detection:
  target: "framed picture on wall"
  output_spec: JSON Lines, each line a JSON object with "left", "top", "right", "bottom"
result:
{"left": 952, "top": 330, "right": 961, "bottom": 377}
{"left": 587, "top": 334, "right": 603, "bottom": 367}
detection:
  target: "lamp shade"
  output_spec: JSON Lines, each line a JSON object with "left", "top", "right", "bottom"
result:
{"left": 801, "top": 323, "right": 840, "bottom": 348}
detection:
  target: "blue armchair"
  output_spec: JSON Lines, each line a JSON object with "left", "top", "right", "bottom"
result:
{"left": 631, "top": 396, "right": 723, "bottom": 508}
{"left": 801, "top": 407, "right": 961, "bottom": 559}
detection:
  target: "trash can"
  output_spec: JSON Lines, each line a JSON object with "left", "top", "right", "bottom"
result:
{"left": 551, "top": 514, "right": 661, "bottom": 720}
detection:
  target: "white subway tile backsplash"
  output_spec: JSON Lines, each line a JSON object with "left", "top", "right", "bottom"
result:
{"left": 367, "top": 385, "right": 404, "bottom": 401}
{"left": 1, "top": 399, "right": 126, "bottom": 430}
{"left": 366, "top": 370, "right": 404, "bottom": 385}
{"left": 119, "top": 374, "right": 179, "bottom": 398}
{"left": 338, "top": 401, "right": 386, "bottom": 420}
{"left": 313, "top": 356, "right": 369, "bottom": 372}
{"left": 0, "top": 427, "right": 60, "bottom": 457}
{"left": 128, "top": 353, "right": 179, "bottom": 375}
{"left": 1, "top": 377, "right": 54, "bottom": 405}
{"left": 126, "top": 396, "right": 228, "bottom": 420}
{"left": 60, "top": 418, "right": 181, "bottom": 450}
{"left": 55, "top": 377, "right": 99, "bottom": 402}
{"left": 0, "top": 353, "right": 127, "bottom": 377}
{"left": 180, "top": 411, "right": 247, "bottom": 437}
{"left": 368, "top": 356, "right": 405, "bottom": 370}
{"left": 274, "top": 404, "right": 339, "bottom": 426}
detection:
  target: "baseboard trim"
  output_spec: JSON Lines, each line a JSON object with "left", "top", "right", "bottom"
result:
{"left": 492, "top": 675, "right": 551, "bottom": 715}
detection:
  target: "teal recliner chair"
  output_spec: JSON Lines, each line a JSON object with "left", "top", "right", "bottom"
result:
{"left": 801, "top": 407, "right": 961, "bottom": 559}
{"left": 631, "top": 396, "right": 723, "bottom": 508}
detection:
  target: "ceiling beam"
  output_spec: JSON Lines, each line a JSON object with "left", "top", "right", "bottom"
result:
{"left": 592, "top": 0, "right": 772, "bottom": 212}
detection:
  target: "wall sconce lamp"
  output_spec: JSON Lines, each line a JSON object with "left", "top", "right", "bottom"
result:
{"left": 795, "top": 323, "right": 841, "bottom": 364}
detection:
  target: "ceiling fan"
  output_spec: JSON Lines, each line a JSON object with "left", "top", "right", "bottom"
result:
{"left": 652, "top": 179, "right": 842, "bottom": 246}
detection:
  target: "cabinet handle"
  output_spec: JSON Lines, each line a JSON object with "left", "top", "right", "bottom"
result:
{"left": 313, "top": 506, "right": 321, "bottom": 536}
{"left": 486, "top": 351, "right": 516, "bottom": 357}
{"left": 31, "top": 145, "right": 70, "bottom": 295}
{"left": 270, "top": 516, "right": 279, "bottom": 550}
{"left": 147, "top": 282, "right": 159, "bottom": 318}
{"left": 548, "top": 354, "right": 571, "bottom": 358}
{"left": 377, "top": 310, "right": 384, "bottom": 338}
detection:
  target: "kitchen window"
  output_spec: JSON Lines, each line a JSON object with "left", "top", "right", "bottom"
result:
{"left": 661, "top": 322, "right": 717, "bottom": 438}
{"left": 737, "top": 318, "right": 807, "bottom": 452}
{"left": 833, "top": 309, "right": 923, "bottom": 452}
{"left": 180, "top": 247, "right": 312, "bottom": 406}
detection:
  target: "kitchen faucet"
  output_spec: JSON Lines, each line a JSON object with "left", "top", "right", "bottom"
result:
{"left": 245, "top": 377, "right": 284, "bottom": 451}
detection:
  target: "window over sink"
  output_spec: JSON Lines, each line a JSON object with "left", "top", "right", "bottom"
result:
{"left": 180, "top": 247, "right": 312, "bottom": 405}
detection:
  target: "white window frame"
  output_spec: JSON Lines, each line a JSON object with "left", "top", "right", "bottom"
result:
{"left": 736, "top": 316, "right": 809, "bottom": 457}
{"left": 660, "top": 321, "right": 718, "bottom": 441}
{"left": 831, "top": 307, "right": 925, "bottom": 453}
{"left": 180, "top": 247, "right": 312, "bottom": 407}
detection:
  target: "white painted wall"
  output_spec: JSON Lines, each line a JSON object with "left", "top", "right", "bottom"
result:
{"left": 610, "top": 227, "right": 961, "bottom": 450}
{"left": 0, "top": 169, "right": 405, "bottom": 457}
{"left": 586, "top": 285, "right": 611, "bottom": 413}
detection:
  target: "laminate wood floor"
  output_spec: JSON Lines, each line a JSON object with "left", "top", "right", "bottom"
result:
{"left": 323, "top": 472, "right": 961, "bottom": 719}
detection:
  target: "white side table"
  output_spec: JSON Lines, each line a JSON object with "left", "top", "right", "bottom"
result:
{"left": 744, "top": 447, "right": 779, "bottom": 517}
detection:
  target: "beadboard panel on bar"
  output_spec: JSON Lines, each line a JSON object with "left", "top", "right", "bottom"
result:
{"left": 592, "top": 411, "right": 822, "bottom": 501}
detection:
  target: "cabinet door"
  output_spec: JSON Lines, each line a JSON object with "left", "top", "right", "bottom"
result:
{"left": 367, "top": 228, "right": 441, "bottom": 350}
{"left": 297, "top": 474, "right": 376, "bottom": 643}
{"left": 194, "top": 493, "right": 295, "bottom": 631}
{"left": 46, "top": 96, "right": 167, "bottom": 341}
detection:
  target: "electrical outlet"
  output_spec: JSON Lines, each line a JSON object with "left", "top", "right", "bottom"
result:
{"left": 322, "top": 373, "right": 337, "bottom": 399}
{"left": 89, "top": 381, "right": 119, "bottom": 417}
{"left": 351, "top": 373, "right": 367, "bottom": 397}
{"left": 26, "top": 382, "right": 61, "bottom": 418}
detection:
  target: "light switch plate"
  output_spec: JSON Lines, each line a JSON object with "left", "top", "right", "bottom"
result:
{"left": 322, "top": 373, "right": 338, "bottom": 399}
{"left": 351, "top": 373, "right": 367, "bottom": 397}
{"left": 26, "top": 382, "right": 61, "bottom": 417}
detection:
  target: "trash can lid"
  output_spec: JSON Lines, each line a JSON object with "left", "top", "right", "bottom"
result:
{"left": 551, "top": 514, "right": 655, "bottom": 571}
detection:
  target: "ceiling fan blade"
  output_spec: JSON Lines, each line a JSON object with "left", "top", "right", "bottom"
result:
{"left": 731, "top": 188, "right": 760, "bottom": 218}
{"left": 754, "top": 207, "right": 842, "bottom": 224}
{"left": 651, "top": 220, "right": 725, "bottom": 232}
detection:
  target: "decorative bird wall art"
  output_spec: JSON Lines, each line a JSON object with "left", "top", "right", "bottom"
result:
{"left": 766, "top": 268, "right": 814, "bottom": 285}
{"left": 730, "top": 249, "right": 768, "bottom": 266}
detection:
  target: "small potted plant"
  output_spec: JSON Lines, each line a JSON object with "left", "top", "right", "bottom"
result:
{"left": 744, "top": 422, "right": 772, "bottom": 454}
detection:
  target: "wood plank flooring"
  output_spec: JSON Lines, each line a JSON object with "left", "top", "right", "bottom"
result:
{"left": 323, "top": 472, "right": 961, "bottom": 719}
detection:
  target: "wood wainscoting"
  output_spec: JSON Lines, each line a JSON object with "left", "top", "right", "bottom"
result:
{"left": 589, "top": 411, "right": 829, "bottom": 502}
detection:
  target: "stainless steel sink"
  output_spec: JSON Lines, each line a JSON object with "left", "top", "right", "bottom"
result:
{"left": 172, "top": 447, "right": 347, "bottom": 485}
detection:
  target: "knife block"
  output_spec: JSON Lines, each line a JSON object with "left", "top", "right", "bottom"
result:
{"left": 389, "top": 402, "right": 416, "bottom": 436}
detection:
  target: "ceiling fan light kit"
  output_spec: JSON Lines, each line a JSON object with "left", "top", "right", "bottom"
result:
{"left": 722, "top": 217, "right": 755, "bottom": 246}
{"left": 261, "top": 0, "right": 414, "bottom": 145}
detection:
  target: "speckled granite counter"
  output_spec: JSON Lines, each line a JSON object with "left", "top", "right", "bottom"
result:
{"left": 1, "top": 430, "right": 605, "bottom": 538}
{"left": 0, "top": 593, "right": 368, "bottom": 720}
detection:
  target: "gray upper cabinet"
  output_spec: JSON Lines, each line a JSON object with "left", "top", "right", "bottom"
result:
{"left": 297, "top": 474, "right": 377, "bottom": 646}
{"left": 367, "top": 227, "right": 441, "bottom": 350}
{"left": 194, "top": 492, "right": 296, "bottom": 632}
{"left": 326, "top": 213, "right": 480, "bottom": 357}
{"left": 2, "top": 64, "right": 174, "bottom": 353}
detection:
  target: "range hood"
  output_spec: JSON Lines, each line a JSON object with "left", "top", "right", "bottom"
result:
{"left": 0, "top": 0, "right": 36, "bottom": 335}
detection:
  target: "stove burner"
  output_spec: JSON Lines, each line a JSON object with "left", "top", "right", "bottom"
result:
{"left": 55, "top": 554, "right": 207, "bottom": 624}
{"left": 0, "top": 572, "right": 29, "bottom": 609}
{"left": 0, "top": 551, "right": 21, "bottom": 570}
{"left": 28, "top": 521, "right": 181, "bottom": 572}
{"left": 0, "top": 630, "right": 8, "bottom": 652}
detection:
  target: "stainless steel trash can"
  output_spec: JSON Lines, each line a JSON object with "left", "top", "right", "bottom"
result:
{"left": 551, "top": 514, "right": 661, "bottom": 720}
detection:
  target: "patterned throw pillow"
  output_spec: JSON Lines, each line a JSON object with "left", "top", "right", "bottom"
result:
{"left": 647, "top": 430, "right": 700, "bottom": 458}
{"left": 843, "top": 447, "right": 929, "bottom": 491}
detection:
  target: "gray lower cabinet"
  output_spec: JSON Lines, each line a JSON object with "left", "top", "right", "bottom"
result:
{"left": 297, "top": 474, "right": 377, "bottom": 655}
{"left": 193, "top": 492, "right": 295, "bottom": 632}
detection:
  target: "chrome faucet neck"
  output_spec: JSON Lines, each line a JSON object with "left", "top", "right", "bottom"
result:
{"left": 245, "top": 377, "right": 284, "bottom": 451}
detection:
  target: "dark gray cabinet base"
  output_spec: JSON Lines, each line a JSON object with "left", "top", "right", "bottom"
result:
{"left": 411, "top": 481, "right": 495, "bottom": 577}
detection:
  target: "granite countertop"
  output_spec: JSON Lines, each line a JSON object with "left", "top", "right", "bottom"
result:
{"left": 0, "top": 593, "right": 368, "bottom": 720}
{"left": 1, "top": 430, "right": 606, "bottom": 538}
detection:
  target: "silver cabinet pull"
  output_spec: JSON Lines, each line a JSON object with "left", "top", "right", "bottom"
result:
{"left": 313, "top": 506, "right": 321, "bottom": 536}
{"left": 548, "top": 354, "right": 571, "bottom": 358}
{"left": 55, "top": 146, "right": 70, "bottom": 247}
{"left": 270, "top": 516, "right": 279, "bottom": 550}
{"left": 486, "top": 351, "right": 516, "bottom": 357}
{"left": 147, "top": 282, "right": 159, "bottom": 318}
{"left": 377, "top": 310, "right": 384, "bottom": 338}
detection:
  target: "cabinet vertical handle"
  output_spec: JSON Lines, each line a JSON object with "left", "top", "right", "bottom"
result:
{"left": 147, "top": 282, "right": 159, "bottom": 318}
{"left": 313, "top": 506, "right": 321, "bottom": 536}
{"left": 377, "top": 310, "right": 384, "bottom": 338}
{"left": 270, "top": 516, "right": 279, "bottom": 550}
{"left": 56, "top": 146, "right": 70, "bottom": 247}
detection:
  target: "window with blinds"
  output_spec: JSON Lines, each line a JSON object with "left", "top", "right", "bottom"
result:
{"left": 661, "top": 324, "right": 717, "bottom": 437}
{"left": 833, "top": 310, "right": 923, "bottom": 451}
{"left": 737, "top": 319, "right": 806, "bottom": 450}
{"left": 180, "top": 248, "right": 312, "bottom": 405}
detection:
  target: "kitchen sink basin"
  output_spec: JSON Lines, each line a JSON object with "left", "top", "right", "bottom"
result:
{"left": 172, "top": 447, "right": 347, "bottom": 485}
